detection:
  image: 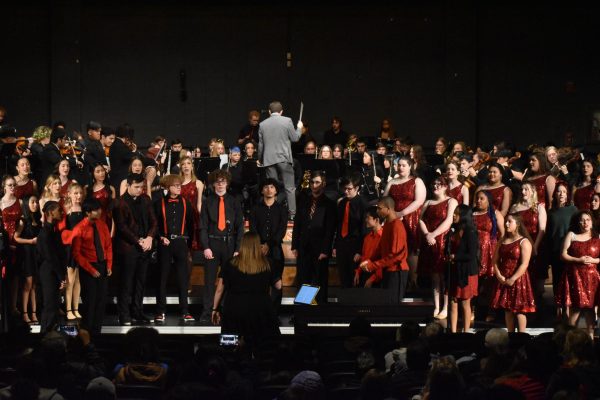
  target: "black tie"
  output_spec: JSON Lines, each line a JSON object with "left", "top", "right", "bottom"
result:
{"left": 92, "top": 222, "right": 105, "bottom": 263}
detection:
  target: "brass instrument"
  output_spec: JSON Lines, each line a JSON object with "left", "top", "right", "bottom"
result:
{"left": 301, "top": 169, "right": 311, "bottom": 190}
{"left": 346, "top": 136, "right": 357, "bottom": 153}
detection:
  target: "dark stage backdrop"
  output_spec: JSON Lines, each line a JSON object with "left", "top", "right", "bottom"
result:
{"left": 2, "top": 1, "right": 600, "bottom": 151}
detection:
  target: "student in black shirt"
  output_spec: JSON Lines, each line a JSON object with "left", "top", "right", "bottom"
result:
{"left": 199, "top": 170, "right": 244, "bottom": 322}
{"left": 249, "top": 178, "right": 288, "bottom": 313}
{"left": 37, "top": 201, "right": 67, "bottom": 332}
{"left": 336, "top": 173, "right": 368, "bottom": 288}
{"left": 154, "top": 174, "right": 195, "bottom": 323}
{"left": 113, "top": 173, "right": 158, "bottom": 326}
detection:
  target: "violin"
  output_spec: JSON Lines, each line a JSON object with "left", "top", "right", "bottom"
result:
{"left": 15, "top": 136, "right": 30, "bottom": 156}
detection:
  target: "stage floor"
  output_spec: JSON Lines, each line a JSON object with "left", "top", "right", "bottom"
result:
{"left": 26, "top": 289, "right": 559, "bottom": 337}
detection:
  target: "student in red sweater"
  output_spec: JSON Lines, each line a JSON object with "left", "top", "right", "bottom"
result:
{"left": 359, "top": 196, "right": 409, "bottom": 303}
{"left": 354, "top": 206, "right": 383, "bottom": 288}
{"left": 72, "top": 198, "right": 113, "bottom": 335}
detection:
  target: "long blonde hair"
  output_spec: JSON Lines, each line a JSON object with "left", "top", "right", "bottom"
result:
{"left": 231, "top": 232, "right": 270, "bottom": 274}
{"left": 42, "top": 174, "right": 61, "bottom": 200}
{"left": 63, "top": 183, "right": 83, "bottom": 211}
{"left": 519, "top": 182, "right": 539, "bottom": 213}
{"left": 178, "top": 156, "right": 197, "bottom": 181}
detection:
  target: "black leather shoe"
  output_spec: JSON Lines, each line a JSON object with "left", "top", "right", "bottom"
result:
{"left": 119, "top": 317, "right": 132, "bottom": 326}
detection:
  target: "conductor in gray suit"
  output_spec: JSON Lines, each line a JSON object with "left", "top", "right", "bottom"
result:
{"left": 258, "top": 101, "right": 304, "bottom": 219}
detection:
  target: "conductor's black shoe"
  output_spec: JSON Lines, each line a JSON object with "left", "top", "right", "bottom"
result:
{"left": 119, "top": 318, "right": 132, "bottom": 326}
{"left": 182, "top": 314, "right": 195, "bottom": 322}
{"left": 132, "top": 313, "right": 154, "bottom": 324}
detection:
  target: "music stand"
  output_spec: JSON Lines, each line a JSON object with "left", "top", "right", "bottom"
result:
{"left": 359, "top": 136, "right": 378, "bottom": 150}
{"left": 425, "top": 154, "right": 445, "bottom": 167}
{"left": 241, "top": 160, "right": 259, "bottom": 185}
{"left": 194, "top": 157, "right": 221, "bottom": 183}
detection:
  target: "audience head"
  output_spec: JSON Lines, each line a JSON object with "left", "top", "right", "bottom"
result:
{"left": 289, "top": 370, "right": 324, "bottom": 397}
{"left": 85, "top": 376, "right": 116, "bottom": 400}
{"left": 485, "top": 328, "right": 509, "bottom": 355}
{"left": 422, "top": 357, "right": 465, "bottom": 400}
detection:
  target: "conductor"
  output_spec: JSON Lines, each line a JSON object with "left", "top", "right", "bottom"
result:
{"left": 257, "top": 101, "right": 303, "bottom": 220}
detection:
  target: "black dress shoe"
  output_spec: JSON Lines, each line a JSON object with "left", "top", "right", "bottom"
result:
{"left": 132, "top": 313, "right": 154, "bottom": 323}
{"left": 119, "top": 318, "right": 132, "bottom": 326}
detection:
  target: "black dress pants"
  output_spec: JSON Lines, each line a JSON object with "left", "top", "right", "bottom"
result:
{"left": 268, "top": 244, "right": 284, "bottom": 314}
{"left": 118, "top": 247, "right": 150, "bottom": 319}
{"left": 157, "top": 238, "right": 190, "bottom": 315}
{"left": 382, "top": 270, "right": 409, "bottom": 304}
{"left": 39, "top": 262, "right": 61, "bottom": 333}
{"left": 336, "top": 238, "right": 361, "bottom": 288}
{"left": 203, "top": 237, "right": 234, "bottom": 316}
{"left": 297, "top": 246, "right": 329, "bottom": 304}
{"left": 80, "top": 271, "right": 108, "bottom": 335}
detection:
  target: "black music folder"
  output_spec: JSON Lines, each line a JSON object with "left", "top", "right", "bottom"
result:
{"left": 194, "top": 157, "right": 221, "bottom": 182}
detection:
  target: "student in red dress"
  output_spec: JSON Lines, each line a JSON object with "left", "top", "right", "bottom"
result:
{"left": 57, "top": 159, "right": 76, "bottom": 200}
{"left": 490, "top": 214, "right": 535, "bottom": 332}
{"left": 523, "top": 151, "right": 556, "bottom": 209}
{"left": 447, "top": 205, "right": 479, "bottom": 333}
{"left": 84, "top": 164, "right": 116, "bottom": 237}
{"left": 571, "top": 159, "right": 598, "bottom": 211}
{"left": 472, "top": 190, "right": 504, "bottom": 322}
{"left": 1, "top": 176, "right": 22, "bottom": 316}
{"left": 383, "top": 156, "right": 426, "bottom": 288}
{"left": 179, "top": 156, "right": 204, "bottom": 252}
{"left": 445, "top": 161, "right": 469, "bottom": 206}
{"left": 418, "top": 177, "right": 459, "bottom": 319}
{"left": 509, "top": 182, "right": 547, "bottom": 312}
{"left": 477, "top": 162, "right": 512, "bottom": 217}
{"left": 556, "top": 210, "right": 600, "bottom": 336}
{"left": 13, "top": 157, "right": 38, "bottom": 200}
{"left": 353, "top": 206, "right": 383, "bottom": 288}
{"left": 39, "top": 175, "right": 62, "bottom": 215}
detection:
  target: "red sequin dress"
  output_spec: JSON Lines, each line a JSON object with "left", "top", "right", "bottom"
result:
{"left": 447, "top": 183, "right": 464, "bottom": 205}
{"left": 527, "top": 174, "right": 549, "bottom": 207}
{"left": 181, "top": 179, "right": 201, "bottom": 251}
{"left": 2, "top": 200, "right": 22, "bottom": 246}
{"left": 474, "top": 212, "right": 495, "bottom": 277}
{"left": 514, "top": 207, "right": 548, "bottom": 280}
{"left": 484, "top": 185, "right": 507, "bottom": 212}
{"left": 13, "top": 180, "right": 35, "bottom": 200}
{"left": 573, "top": 184, "right": 595, "bottom": 211}
{"left": 388, "top": 178, "right": 421, "bottom": 252}
{"left": 490, "top": 239, "right": 536, "bottom": 313}
{"left": 555, "top": 236, "right": 600, "bottom": 308}
{"left": 417, "top": 198, "right": 450, "bottom": 275}
{"left": 92, "top": 187, "right": 113, "bottom": 230}
{"left": 448, "top": 233, "right": 478, "bottom": 299}
{"left": 60, "top": 179, "right": 75, "bottom": 199}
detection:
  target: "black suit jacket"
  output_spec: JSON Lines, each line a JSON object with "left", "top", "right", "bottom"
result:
{"left": 84, "top": 137, "right": 106, "bottom": 169}
{"left": 109, "top": 138, "right": 134, "bottom": 188}
{"left": 37, "top": 222, "right": 67, "bottom": 281}
{"left": 199, "top": 192, "right": 244, "bottom": 251}
{"left": 292, "top": 193, "right": 337, "bottom": 255}
{"left": 113, "top": 194, "right": 158, "bottom": 252}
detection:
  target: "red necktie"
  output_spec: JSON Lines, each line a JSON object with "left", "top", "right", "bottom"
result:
{"left": 341, "top": 200, "right": 350, "bottom": 238}
{"left": 218, "top": 196, "right": 226, "bottom": 231}
{"left": 168, "top": 198, "right": 179, "bottom": 203}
